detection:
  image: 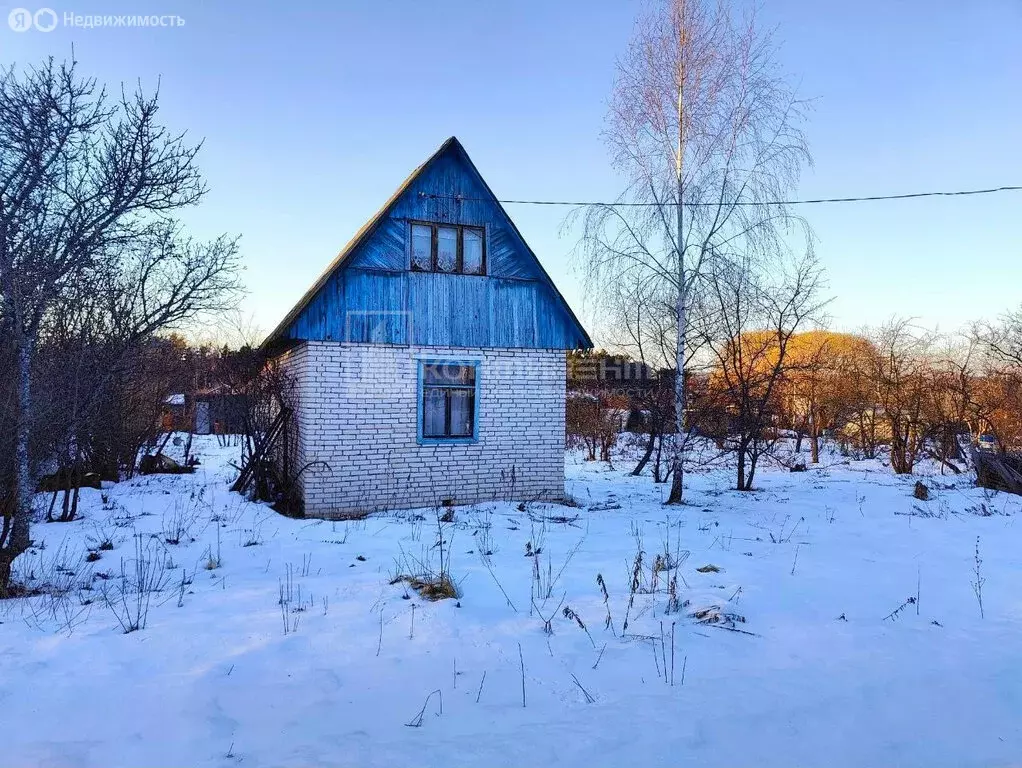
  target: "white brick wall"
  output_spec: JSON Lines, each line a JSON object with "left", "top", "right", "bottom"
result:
{"left": 277, "top": 341, "right": 566, "bottom": 518}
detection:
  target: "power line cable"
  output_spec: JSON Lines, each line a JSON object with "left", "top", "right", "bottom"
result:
{"left": 419, "top": 184, "right": 1022, "bottom": 208}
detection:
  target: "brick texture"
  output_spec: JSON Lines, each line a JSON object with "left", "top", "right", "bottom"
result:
{"left": 277, "top": 342, "right": 566, "bottom": 518}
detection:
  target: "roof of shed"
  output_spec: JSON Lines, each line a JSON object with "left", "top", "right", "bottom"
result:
{"left": 261, "top": 136, "right": 592, "bottom": 351}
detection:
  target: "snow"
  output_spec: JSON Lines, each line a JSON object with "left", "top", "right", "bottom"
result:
{"left": 3, "top": 436, "right": 1022, "bottom": 767}
{"left": 165, "top": 394, "right": 186, "bottom": 406}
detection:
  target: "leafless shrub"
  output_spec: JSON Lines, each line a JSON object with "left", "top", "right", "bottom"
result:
{"left": 102, "top": 535, "right": 170, "bottom": 633}
{"left": 470, "top": 506, "right": 496, "bottom": 558}
{"left": 203, "top": 522, "right": 223, "bottom": 571}
{"left": 162, "top": 498, "right": 204, "bottom": 546}
{"left": 2, "top": 539, "right": 97, "bottom": 634}
{"left": 566, "top": 390, "right": 619, "bottom": 462}
{"left": 527, "top": 517, "right": 585, "bottom": 617}
{"left": 86, "top": 523, "right": 118, "bottom": 552}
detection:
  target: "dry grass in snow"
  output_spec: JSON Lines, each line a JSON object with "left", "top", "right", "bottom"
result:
{"left": 1, "top": 436, "right": 1021, "bottom": 767}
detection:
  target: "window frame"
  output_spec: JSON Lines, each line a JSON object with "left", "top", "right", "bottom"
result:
{"left": 408, "top": 221, "right": 487, "bottom": 275}
{"left": 416, "top": 358, "right": 481, "bottom": 445}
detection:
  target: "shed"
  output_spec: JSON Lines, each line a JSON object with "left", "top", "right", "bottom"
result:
{"left": 262, "top": 137, "right": 592, "bottom": 517}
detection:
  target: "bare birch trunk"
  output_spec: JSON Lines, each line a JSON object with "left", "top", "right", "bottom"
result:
{"left": 13, "top": 333, "right": 34, "bottom": 550}
{"left": 1, "top": 330, "right": 34, "bottom": 594}
{"left": 667, "top": 29, "right": 686, "bottom": 505}
{"left": 668, "top": 275, "right": 686, "bottom": 503}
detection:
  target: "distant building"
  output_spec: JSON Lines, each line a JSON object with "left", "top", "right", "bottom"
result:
{"left": 160, "top": 388, "right": 246, "bottom": 434}
{"left": 262, "top": 137, "right": 592, "bottom": 518}
{"left": 568, "top": 355, "right": 657, "bottom": 383}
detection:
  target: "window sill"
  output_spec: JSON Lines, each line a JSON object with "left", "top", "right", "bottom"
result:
{"left": 417, "top": 437, "right": 480, "bottom": 446}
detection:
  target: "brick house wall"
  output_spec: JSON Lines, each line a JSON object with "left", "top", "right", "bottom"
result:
{"left": 277, "top": 341, "right": 566, "bottom": 518}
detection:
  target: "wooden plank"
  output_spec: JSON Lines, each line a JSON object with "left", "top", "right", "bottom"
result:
{"left": 341, "top": 269, "right": 409, "bottom": 344}
{"left": 489, "top": 278, "right": 537, "bottom": 348}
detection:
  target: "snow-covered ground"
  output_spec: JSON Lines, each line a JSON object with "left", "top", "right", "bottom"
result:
{"left": 3, "top": 436, "right": 1021, "bottom": 768}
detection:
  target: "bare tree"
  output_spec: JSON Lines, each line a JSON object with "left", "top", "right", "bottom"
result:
{"left": 868, "top": 320, "right": 935, "bottom": 475}
{"left": 40, "top": 225, "right": 241, "bottom": 491}
{"left": 699, "top": 251, "right": 824, "bottom": 490}
{"left": 578, "top": 0, "right": 812, "bottom": 502}
{"left": 774, "top": 331, "right": 879, "bottom": 464}
{"left": 0, "top": 57, "right": 225, "bottom": 594}
{"left": 598, "top": 272, "right": 676, "bottom": 369}
{"left": 978, "top": 306, "right": 1022, "bottom": 371}
{"left": 566, "top": 390, "right": 620, "bottom": 463}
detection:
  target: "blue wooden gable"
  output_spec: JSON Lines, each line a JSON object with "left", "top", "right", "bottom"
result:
{"left": 263, "top": 137, "right": 592, "bottom": 351}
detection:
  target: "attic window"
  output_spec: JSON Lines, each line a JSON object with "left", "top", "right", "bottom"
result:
{"left": 410, "top": 222, "right": 486, "bottom": 275}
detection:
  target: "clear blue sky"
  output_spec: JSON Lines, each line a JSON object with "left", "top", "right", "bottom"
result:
{"left": 4, "top": 0, "right": 1021, "bottom": 342}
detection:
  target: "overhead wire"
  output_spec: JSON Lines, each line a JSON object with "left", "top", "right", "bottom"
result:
{"left": 418, "top": 185, "right": 1022, "bottom": 208}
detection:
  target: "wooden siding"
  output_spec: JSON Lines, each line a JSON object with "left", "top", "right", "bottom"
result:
{"left": 287, "top": 269, "right": 583, "bottom": 348}
{"left": 345, "top": 217, "right": 406, "bottom": 272}
{"left": 281, "top": 139, "right": 589, "bottom": 350}
{"left": 344, "top": 151, "right": 544, "bottom": 281}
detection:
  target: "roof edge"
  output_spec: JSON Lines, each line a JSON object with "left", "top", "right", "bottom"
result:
{"left": 260, "top": 136, "right": 593, "bottom": 353}
{"left": 259, "top": 137, "right": 461, "bottom": 352}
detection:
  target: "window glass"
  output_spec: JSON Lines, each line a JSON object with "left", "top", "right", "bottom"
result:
{"left": 424, "top": 363, "right": 475, "bottom": 386}
{"left": 411, "top": 223, "right": 485, "bottom": 275}
{"left": 411, "top": 224, "right": 432, "bottom": 270}
{"left": 436, "top": 226, "right": 458, "bottom": 272}
{"left": 448, "top": 390, "right": 474, "bottom": 437}
{"left": 423, "top": 388, "right": 446, "bottom": 438}
{"left": 463, "top": 228, "right": 484, "bottom": 274}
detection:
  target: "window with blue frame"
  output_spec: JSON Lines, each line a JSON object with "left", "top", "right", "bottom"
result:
{"left": 410, "top": 222, "right": 486, "bottom": 275}
{"left": 420, "top": 361, "right": 478, "bottom": 440}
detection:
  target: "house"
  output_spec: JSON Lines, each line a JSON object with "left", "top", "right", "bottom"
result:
{"left": 262, "top": 137, "right": 592, "bottom": 518}
{"left": 160, "top": 389, "right": 247, "bottom": 435}
{"left": 192, "top": 386, "right": 247, "bottom": 435}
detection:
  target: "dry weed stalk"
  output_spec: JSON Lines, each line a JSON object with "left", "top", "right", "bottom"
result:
{"left": 563, "top": 605, "right": 596, "bottom": 648}
{"left": 596, "top": 573, "right": 616, "bottom": 633}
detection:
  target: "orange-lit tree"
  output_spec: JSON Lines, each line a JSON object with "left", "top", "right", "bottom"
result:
{"left": 777, "top": 331, "right": 881, "bottom": 463}
{"left": 701, "top": 252, "right": 825, "bottom": 490}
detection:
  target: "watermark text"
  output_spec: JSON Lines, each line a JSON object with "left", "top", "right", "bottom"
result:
{"left": 8, "top": 8, "right": 185, "bottom": 32}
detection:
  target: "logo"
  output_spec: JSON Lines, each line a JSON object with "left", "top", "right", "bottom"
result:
{"left": 7, "top": 7, "right": 58, "bottom": 31}
{"left": 34, "top": 7, "right": 57, "bottom": 31}
{"left": 8, "top": 8, "right": 32, "bottom": 30}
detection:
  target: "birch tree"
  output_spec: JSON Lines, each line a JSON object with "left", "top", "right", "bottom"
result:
{"left": 579, "top": 0, "right": 812, "bottom": 502}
